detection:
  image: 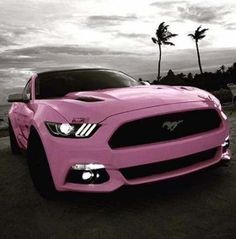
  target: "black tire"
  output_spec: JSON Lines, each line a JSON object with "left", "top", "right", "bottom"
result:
{"left": 27, "top": 128, "right": 57, "bottom": 199}
{"left": 8, "top": 119, "right": 21, "bottom": 155}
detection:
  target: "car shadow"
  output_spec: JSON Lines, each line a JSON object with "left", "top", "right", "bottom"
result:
{"left": 7, "top": 144, "right": 232, "bottom": 212}
{"left": 56, "top": 165, "right": 231, "bottom": 210}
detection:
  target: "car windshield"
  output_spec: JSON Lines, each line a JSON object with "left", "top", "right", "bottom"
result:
{"left": 35, "top": 70, "right": 141, "bottom": 99}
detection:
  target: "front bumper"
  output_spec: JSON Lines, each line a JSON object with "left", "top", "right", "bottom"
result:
{"left": 41, "top": 102, "right": 231, "bottom": 192}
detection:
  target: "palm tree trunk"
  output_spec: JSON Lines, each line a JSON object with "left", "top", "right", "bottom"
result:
{"left": 195, "top": 41, "right": 203, "bottom": 74}
{"left": 158, "top": 43, "right": 162, "bottom": 80}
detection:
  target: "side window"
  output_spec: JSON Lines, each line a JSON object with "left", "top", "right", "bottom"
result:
{"left": 23, "top": 80, "right": 32, "bottom": 100}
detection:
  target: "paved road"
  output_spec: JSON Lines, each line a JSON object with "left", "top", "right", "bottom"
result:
{"left": 0, "top": 136, "right": 236, "bottom": 239}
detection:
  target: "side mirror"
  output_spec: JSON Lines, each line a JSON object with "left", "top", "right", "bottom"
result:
{"left": 8, "top": 93, "right": 30, "bottom": 103}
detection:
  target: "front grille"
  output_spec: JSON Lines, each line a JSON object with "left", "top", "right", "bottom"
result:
{"left": 120, "top": 148, "right": 218, "bottom": 180}
{"left": 109, "top": 109, "right": 221, "bottom": 149}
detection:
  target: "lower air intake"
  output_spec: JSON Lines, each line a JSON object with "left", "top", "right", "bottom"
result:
{"left": 120, "top": 148, "right": 218, "bottom": 180}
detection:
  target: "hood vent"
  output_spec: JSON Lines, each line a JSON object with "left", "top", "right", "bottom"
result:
{"left": 76, "top": 96, "right": 104, "bottom": 102}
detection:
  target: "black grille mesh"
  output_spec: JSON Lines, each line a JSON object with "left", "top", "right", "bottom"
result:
{"left": 109, "top": 109, "right": 221, "bottom": 149}
{"left": 120, "top": 147, "right": 218, "bottom": 180}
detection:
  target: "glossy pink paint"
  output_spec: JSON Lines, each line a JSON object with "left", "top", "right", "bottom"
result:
{"left": 8, "top": 73, "right": 230, "bottom": 192}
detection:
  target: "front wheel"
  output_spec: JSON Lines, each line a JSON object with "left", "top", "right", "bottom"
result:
{"left": 27, "top": 129, "right": 57, "bottom": 199}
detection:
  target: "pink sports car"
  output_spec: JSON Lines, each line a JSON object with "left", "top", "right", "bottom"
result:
{"left": 8, "top": 69, "right": 231, "bottom": 198}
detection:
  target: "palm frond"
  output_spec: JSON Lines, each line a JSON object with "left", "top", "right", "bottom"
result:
{"left": 188, "top": 33, "right": 196, "bottom": 39}
{"left": 163, "top": 41, "right": 175, "bottom": 46}
{"left": 196, "top": 25, "right": 202, "bottom": 32}
{"left": 158, "top": 22, "right": 165, "bottom": 29}
{"left": 198, "top": 35, "right": 206, "bottom": 39}
{"left": 154, "top": 22, "right": 177, "bottom": 44}
{"left": 163, "top": 24, "right": 169, "bottom": 32}
{"left": 189, "top": 26, "right": 208, "bottom": 41}
{"left": 199, "top": 28, "right": 209, "bottom": 35}
{"left": 162, "top": 33, "right": 177, "bottom": 41}
{"left": 151, "top": 37, "right": 158, "bottom": 44}
{"left": 168, "top": 33, "right": 178, "bottom": 38}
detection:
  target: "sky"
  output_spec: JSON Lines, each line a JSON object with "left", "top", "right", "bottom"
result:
{"left": 0, "top": 0, "right": 236, "bottom": 103}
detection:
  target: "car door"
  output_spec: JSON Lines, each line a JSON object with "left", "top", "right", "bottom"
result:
{"left": 17, "top": 79, "right": 34, "bottom": 147}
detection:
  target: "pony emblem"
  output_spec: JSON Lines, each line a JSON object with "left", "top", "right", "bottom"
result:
{"left": 162, "top": 120, "right": 183, "bottom": 132}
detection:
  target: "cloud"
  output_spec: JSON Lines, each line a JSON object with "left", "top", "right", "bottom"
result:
{"left": 6, "top": 45, "right": 139, "bottom": 57}
{"left": 0, "top": 36, "right": 15, "bottom": 46}
{"left": 224, "top": 22, "right": 236, "bottom": 30}
{"left": 0, "top": 44, "right": 151, "bottom": 80}
{"left": 115, "top": 32, "right": 149, "bottom": 39}
{"left": 150, "top": 1, "right": 187, "bottom": 9}
{"left": 0, "top": 23, "right": 43, "bottom": 49}
{"left": 86, "top": 15, "right": 137, "bottom": 28}
{"left": 178, "top": 5, "right": 231, "bottom": 23}
{"left": 4, "top": 25, "right": 41, "bottom": 37}
{"left": 0, "top": 44, "right": 142, "bottom": 70}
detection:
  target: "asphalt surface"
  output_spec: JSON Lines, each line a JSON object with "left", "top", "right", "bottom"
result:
{"left": 0, "top": 116, "right": 236, "bottom": 238}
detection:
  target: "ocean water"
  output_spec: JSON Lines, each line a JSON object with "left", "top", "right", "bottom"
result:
{"left": 0, "top": 105, "right": 10, "bottom": 130}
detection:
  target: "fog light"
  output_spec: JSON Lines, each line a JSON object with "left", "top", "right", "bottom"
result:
{"left": 66, "top": 164, "right": 109, "bottom": 184}
{"left": 82, "top": 171, "right": 94, "bottom": 181}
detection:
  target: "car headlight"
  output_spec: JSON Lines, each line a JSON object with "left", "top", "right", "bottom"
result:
{"left": 45, "top": 122, "right": 99, "bottom": 138}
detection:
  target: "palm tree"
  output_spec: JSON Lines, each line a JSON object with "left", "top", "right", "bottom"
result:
{"left": 188, "top": 26, "right": 208, "bottom": 74}
{"left": 216, "top": 65, "right": 226, "bottom": 75}
{"left": 152, "top": 22, "right": 177, "bottom": 81}
{"left": 219, "top": 65, "right": 226, "bottom": 73}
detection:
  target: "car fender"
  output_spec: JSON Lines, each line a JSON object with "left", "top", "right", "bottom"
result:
{"left": 28, "top": 103, "right": 69, "bottom": 149}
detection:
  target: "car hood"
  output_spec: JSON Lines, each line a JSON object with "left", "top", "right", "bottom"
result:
{"left": 40, "top": 85, "right": 215, "bottom": 123}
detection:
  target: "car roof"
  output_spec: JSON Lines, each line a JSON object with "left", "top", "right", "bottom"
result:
{"left": 37, "top": 68, "right": 118, "bottom": 77}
